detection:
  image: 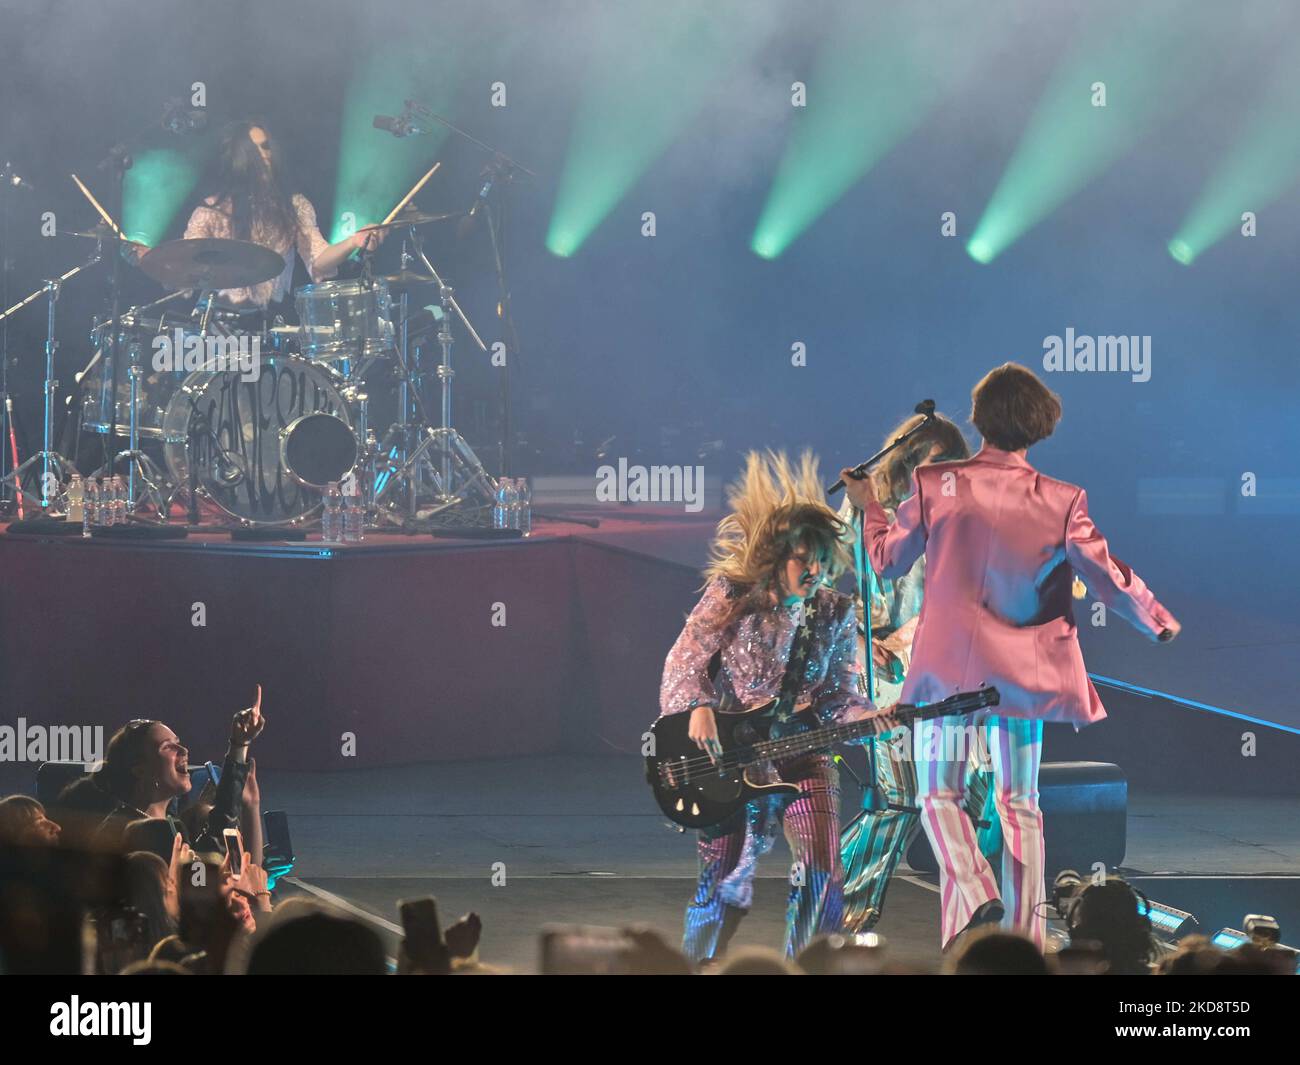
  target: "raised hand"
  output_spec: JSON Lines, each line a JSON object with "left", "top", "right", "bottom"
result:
{"left": 839, "top": 467, "right": 877, "bottom": 512}
{"left": 230, "top": 684, "right": 267, "bottom": 747}
{"left": 443, "top": 912, "right": 483, "bottom": 959}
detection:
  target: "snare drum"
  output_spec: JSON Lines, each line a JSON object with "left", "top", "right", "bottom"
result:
{"left": 294, "top": 278, "right": 395, "bottom": 362}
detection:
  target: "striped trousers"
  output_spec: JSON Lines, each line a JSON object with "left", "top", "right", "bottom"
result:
{"left": 683, "top": 755, "right": 842, "bottom": 962}
{"left": 841, "top": 729, "right": 998, "bottom": 931}
{"left": 917, "top": 715, "right": 1045, "bottom": 950}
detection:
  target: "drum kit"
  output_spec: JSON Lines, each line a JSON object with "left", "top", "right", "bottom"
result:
{"left": 1, "top": 98, "right": 534, "bottom": 534}
{"left": 2, "top": 208, "right": 499, "bottom": 531}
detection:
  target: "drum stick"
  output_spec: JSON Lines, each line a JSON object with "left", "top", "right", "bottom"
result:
{"left": 381, "top": 161, "right": 442, "bottom": 225}
{"left": 69, "top": 173, "right": 124, "bottom": 237}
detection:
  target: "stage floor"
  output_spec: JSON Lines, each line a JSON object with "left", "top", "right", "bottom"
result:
{"left": 264, "top": 755, "right": 1300, "bottom": 972}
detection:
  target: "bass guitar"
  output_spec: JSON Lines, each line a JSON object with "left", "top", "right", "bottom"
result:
{"left": 646, "top": 686, "right": 999, "bottom": 829}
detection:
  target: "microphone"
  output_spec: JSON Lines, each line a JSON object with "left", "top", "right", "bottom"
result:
{"left": 457, "top": 172, "right": 496, "bottom": 239}
{"left": 373, "top": 114, "right": 411, "bottom": 137}
{"left": 914, "top": 398, "right": 935, "bottom": 417}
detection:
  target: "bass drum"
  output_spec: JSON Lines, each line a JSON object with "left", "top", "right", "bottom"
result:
{"left": 161, "top": 355, "right": 355, "bottom": 526}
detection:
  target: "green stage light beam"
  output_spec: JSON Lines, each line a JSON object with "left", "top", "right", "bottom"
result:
{"left": 546, "top": 2, "right": 764, "bottom": 259}
{"left": 967, "top": 1, "right": 1222, "bottom": 264}
{"left": 121, "top": 145, "right": 210, "bottom": 248}
{"left": 331, "top": 46, "right": 461, "bottom": 243}
{"left": 1169, "top": 42, "right": 1300, "bottom": 265}
{"left": 751, "top": 2, "right": 997, "bottom": 261}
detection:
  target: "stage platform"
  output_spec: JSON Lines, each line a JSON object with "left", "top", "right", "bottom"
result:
{"left": 0, "top": 506, "right": 716, "bottom": 772}
{"left": 259, "top": 756, "right": 1300, "bottom": 972}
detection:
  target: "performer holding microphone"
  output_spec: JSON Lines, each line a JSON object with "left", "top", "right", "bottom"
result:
{"left": 837, "top": 410, "right": 1000, "bottom": 933}
{"left": 838, "top": 364, "right": 1180, "bottom": 950}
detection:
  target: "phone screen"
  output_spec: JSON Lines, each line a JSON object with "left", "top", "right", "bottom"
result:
{"left": 223, "top": 828, "right": 243, "bottom": 876}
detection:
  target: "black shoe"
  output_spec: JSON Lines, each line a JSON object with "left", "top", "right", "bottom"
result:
{"left": 962, "top": 900, "right": 1004, "bottom": 935}
{"left": 945, "top": 900, "right": 1004, "bottom": 952}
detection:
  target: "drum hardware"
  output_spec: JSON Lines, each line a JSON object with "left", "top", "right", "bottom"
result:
{"left": 390, "top": 99, "right": 535, "bottom": 482}
{"left": 88, "top": 352, "right": 172, "bottom": 517}
{"left": 370, "top": 224, "right": 496, "bottom": 523}
{"left": 0, "top": 248, "right": 102, "bottom": 512}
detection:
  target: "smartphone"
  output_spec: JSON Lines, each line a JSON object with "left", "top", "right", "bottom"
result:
{"left": 223, "top": 828, "right": 243, "bottom": 877}
{"left": 539, "top": 924, "right": 634, "bottom": 975}
{"left": 399, "top": 896, "right": 449, "bottom": 973}
{"left": 262, "top": 810, "right": 294, "bottom": 865}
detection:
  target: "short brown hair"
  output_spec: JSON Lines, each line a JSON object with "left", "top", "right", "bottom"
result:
{"left": 970, "top": 363, "right": 1062, "bottom": 451}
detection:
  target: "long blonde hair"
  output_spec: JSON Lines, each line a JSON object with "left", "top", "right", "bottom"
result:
{"left": 704, "top": 450, "right": 852, "bottom": 618}
{"left": 868, "top": 412, "right": 970, "bottom": 510}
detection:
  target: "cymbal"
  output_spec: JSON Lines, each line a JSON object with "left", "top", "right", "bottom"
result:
{"left": 61, "top": 222, "right": 125, "bottom": 241}
{"left": 375, "top": 269, "right": 439, "bottom": 289}
{"left": 139, "top": 238, "right": 286, "bottom": 290}
{"left": 368, "top": 210, "right": 464, "bottom": 231}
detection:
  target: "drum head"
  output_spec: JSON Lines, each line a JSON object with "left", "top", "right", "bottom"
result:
{"left": 161, "top": 355, "right": 352, "bottom": 525}
{"left": 294, "top": 278, "right": 394, "bottom": 361}
{"left": 281, "top": 412, "right": 357, "bottom": 489}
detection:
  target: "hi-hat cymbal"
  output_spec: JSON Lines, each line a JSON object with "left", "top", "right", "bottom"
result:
{"left": 375, "top": 269, "right": 440, "bottom": 289}
{"left": 139, "top": 238, "right": 286, "bottom": 290}
{"left": 61, "top": 221, "right": 125, "bottom": 241}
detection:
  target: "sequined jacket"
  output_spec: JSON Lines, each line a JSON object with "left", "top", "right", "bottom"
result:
{"left": 658, "top": 576, "right": 873, "bottom": 724}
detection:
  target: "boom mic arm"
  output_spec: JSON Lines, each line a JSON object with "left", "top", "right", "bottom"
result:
{"left": 826, "top": 398, "right": 937, "bottom": 495}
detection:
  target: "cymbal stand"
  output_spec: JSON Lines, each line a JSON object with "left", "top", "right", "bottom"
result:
{"left": 0, "top": 247, "right": 101, "bottom": 511}
{"left": 373, "top": 227, "right": 495, "bottom": 521}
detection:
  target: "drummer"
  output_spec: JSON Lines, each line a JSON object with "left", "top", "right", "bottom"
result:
{"left": 180, "top": 118, "right": 385, "bottom": 309}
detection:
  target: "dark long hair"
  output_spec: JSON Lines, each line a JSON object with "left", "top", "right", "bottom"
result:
{"left": 204, "top": 118, "right": 298, "bottom": 246}
{"left": 97, "top": 719, "right": 163, "bottom": 805}
{"left": 124, "top": 851, "right": 179, "bottom": 952}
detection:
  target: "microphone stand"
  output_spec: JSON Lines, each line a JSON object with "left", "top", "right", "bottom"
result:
{"left": 399, "top": 100, "right": 533, "bottom": 479}
{"left": 829, "top": 400, "right": 937, "bottom": 816}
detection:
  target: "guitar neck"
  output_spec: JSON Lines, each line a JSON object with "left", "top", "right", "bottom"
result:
{"left": 746, "top": 693, "right": 991, "bottom": 766}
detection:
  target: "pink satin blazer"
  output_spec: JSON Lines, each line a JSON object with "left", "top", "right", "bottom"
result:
{"left": 861, "top": 446, "right": 1177, "bottom": 726}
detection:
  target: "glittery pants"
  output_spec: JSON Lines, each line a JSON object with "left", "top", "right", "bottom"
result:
{"left": 682, "top": 755, "right": 842, "bottom": 963}
{"left": 917, "top": 716, "right": 1045, "bottom": 950}
{"left": 840, "top": 730, "right": 999, "bottom": 932}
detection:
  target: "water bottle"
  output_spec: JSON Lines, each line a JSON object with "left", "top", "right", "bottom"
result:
{"left": 111, "top": 475, "right": 127, "bottom": 524}
{"left": 322, "top": 481, "right": 343, "bottom": 543}
{"left": 492, "top": 479, "right": 509, "bottom": 530}
{"left": 82, "top": 479, "right": 99, "bottom": 537}
{"left": 342, "top": 478, "right": 364, "bottom": 543}
{"left": 502, "top": 477, "right": 520, "bottom": 531}
{"left": 100, "top": 476, "right": 116, "bottom": 527}
{"left": 66, "top": 474, "right": 84, "bottom": 524}
{"left": 514, "top": 477, "right": 532, "bottom": 536}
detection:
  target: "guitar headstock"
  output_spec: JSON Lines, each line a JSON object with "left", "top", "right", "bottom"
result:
{"left": 895, "top": 686, "right": 1000, "bottom": 723}
{"left": 945, "top": 686, "right": 1000, "bottom": 714}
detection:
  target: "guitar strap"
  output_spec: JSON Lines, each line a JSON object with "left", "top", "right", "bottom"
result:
{"left": 771, "top": 599, "right": 817, "bottom": 724}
